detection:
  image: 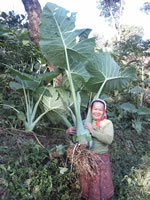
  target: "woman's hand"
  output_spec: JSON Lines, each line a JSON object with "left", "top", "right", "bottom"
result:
{"left": 84, "top": 123, "right": 93, "bottom": 134}
{"left": 66, "top": 126, "right": 76, "bottom": 135}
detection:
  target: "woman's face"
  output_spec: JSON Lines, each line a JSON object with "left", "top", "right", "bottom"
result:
{"left": 91, "top": 102, "right": 104, "bottom": 121}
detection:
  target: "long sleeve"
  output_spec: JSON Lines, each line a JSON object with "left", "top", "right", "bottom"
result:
{"left": 92, "top": 120, "right": 114, "bottom": 145}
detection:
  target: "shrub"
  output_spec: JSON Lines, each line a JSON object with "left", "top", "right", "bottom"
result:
{"left": 0, "top": 133, "right": 80, "bottom": 200}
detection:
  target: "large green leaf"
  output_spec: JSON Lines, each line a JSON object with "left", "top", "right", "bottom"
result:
{"left": 9, "top": 67, "right": 59, "bottom": 91}
{"left": 120, "top": 103, "right": 150, "bottom": 116}
{"left": 9, "top": 79, "right": 40, "bottom": 91}
{"left": 120, "top": 103, "right": 137, "bottom": 113}
{"left": 40, "top": 2, "right": 95, "bottom": 68}
{"left": 36, "top": 69, "right": 60, "bottom": 81}
{"left": 9, "top": 66, "right": 59, "bottom": 82}
{"left": 137, "top": 107, "right": 150, "bottom": 115}
{"left": 129, "top": 86, "right": 143, "bottom": 94}
{"left": 40, "top": 86, "right": 73, "bottom": 126}
{"left": 62, "top": 61, "right": 90, "bottom": 90}
{"left": 8, "top": 67, "right": 35, "bottom": 81}
{"left": 42, "top": 87, "right": 72, "bottom": 111}
{"left": 70, "top": 61, "right": 90, "bottom": 82}
{"left": 86, "top": 52, "right": 136, "bottom": 93}
{"left": 9, "top": 81, "right": 23, "bottom": 90}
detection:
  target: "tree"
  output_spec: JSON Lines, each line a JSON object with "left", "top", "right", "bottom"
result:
{"left": 21, "top": 0, "right": 42, "bottom": 48}
{"left": 21, "top": 0, "right": 63, "bottom": 85}
{"left": 96, "top": 0, "right": 125, "bottom": 41}
{"left": 106, "top": 24, "right": 150, "bottom": 106}
{"left": 140, "top": 1, "right": 150, "bottom": 15}
{"left": 0, "top": 11, "right": 41, "bottom": 70}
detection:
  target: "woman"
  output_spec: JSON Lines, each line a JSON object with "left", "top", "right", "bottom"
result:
{"left": 66, "top": 99, "right": 114, "bottom": 200}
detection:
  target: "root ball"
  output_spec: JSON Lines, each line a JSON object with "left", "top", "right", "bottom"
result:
{"left": 67, "top": 144, "right": 103, "bottom": 175}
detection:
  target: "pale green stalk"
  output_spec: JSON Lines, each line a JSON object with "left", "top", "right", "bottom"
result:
{"left": 22, "top": 83, "right": 50, "bottom": 131}
{"left": 95, "top": 80, "right": 107, "bottom": 99}
{"left": 53, "top": 13, "right": 92, "bottom": 144}
{"left": 67, "top": 107, "right": 76, "bottom": 126}
{"left": 25, "top": 109, "right": 50, "bottom": 131}
{"left": 65, "top": 69, "right": 79, "bottom": 126}
{"left": 53, "top": 110, "right": 72, "bottom": 128}
{"left": 63, "top": 39, "right": 89, "bottom": 144}
{"left": 0, "top": 104, "right": 20, "bottom": 113}
{"left": 54, "top": 17, "right": 79, "bottom": 127}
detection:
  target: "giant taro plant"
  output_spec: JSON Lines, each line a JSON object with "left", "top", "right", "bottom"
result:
{"left": 40, "top": 2, "right": 136, "bottom": 148}
{"left": 8, "top": 67, "right": 60, "bottom": 131}
{"left": 40, "top": 2, "right": 96, "bottom": 147}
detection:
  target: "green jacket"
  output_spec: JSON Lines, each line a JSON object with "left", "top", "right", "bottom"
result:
{"left": 90, "top": 119, "right": 114, "bottom": 154}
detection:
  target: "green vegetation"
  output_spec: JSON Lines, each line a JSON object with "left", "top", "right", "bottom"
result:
{"left": 0, "top": 2, "right": 150, "bottom": 200}
{"left": 0, "top": 130, "right": 80, "bottom": 200}
{"left": 0, "top": 113, "right": 149, "bottom": 200}
{"left": 39, "top": 2, "right": 136, "bottom": 147}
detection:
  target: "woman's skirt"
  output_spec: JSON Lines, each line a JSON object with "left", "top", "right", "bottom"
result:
{"left": 80, "top": 152, "right": 114, "bottom": 200}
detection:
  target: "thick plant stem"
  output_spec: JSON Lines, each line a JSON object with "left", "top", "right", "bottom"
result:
{"left": 53, "top": 14, "right": 79, "bottom": 124}
{"left": 65, "top": 69, "right": 79, "bottom": 126}
{"left": 64, "top": 50, "right": 90, "bottom": 144}
{"left": 54, "top": 14, "right": 91, "bottom": 144}
{"left": 95, "top": 80, "right": 107, "bottom": 99}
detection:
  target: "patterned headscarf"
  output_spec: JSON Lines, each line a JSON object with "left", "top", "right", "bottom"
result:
{"left": 90, "top": 99, "right": 107, "bottom": 128}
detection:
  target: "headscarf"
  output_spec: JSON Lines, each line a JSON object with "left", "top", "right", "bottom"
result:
{"left": 90, "top": 99, "right": 107, "bottom": 128}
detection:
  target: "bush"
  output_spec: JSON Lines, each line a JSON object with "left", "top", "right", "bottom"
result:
{"left": 0, "top": 116, "right": 150, "bottom": 200}
{"left": 109, "top": 128, "right": 150, "bottom": 200}
{"left": 118, "top": 155, "right": 150, "bottom": 200}
{"left": 0, "top": 132, "right": 80, "bottom": 200}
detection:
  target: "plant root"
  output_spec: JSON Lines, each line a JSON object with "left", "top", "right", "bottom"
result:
{"left": 67, "top": 143, "right": 103, "bottom": 175}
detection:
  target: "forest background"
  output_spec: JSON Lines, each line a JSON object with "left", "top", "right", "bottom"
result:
{"left": 0, "top": 0, "right": 150, "bottom": 199}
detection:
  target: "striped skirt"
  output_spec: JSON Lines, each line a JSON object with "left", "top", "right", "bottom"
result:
{"left": 80, "top": 152, "right": 114, "bottom": 200}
